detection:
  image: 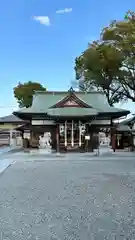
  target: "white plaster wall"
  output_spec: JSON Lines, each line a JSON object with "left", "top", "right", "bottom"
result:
{"left": 16, "top": 136, "right": 23, "bottom": 147}
{"left": 10, "top": 138, "right": 17, "bottom": 148}
{"left": 32, "top": 120, "right": 55, "bottom": 125}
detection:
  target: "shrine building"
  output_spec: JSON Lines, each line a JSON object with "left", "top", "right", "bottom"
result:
{"left": 13, "top": 87, "right": 130, "bottom": 152}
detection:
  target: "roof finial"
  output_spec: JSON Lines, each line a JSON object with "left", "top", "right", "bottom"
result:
{"left": 68, "top": 86, "right": 74, "bottom": 92}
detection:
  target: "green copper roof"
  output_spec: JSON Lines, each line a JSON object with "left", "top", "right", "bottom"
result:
{"left": 0, "top": 114, "right": 24, "bottom": 123}
{"left": 14, "top": 91, "right": 130, "bottom": 117}
{"left": 47, "top": 107, "right": 98, "bottom": 117}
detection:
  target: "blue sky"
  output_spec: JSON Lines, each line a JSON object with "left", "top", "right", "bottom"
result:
{"left": 0, "top": 0, "right": 135, "bottom": 116}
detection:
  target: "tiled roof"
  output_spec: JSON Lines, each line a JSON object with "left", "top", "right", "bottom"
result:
{"left": 0, "top": 114, "right": 24, "bottom": 123}
{"left": 14, "top": 91, "right": 130, "bottom": 117}
{"left": 47, "top": 107, "right": 98, "bottom": 117}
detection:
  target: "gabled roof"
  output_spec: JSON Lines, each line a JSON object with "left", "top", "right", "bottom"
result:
{"left": 0, "top": 114, "right": 24, "bottom": 123}
{"left": 0, "top": 124, "right": 25, "bottom": 132}
{"left": 13, "top": 90, "right": 130, "bottom": 118}
{"left": 50, "top": 90, "right": 91, "bottom": 108}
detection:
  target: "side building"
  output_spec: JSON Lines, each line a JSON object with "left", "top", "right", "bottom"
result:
{"left": 0, "top": 114, "right": 26, "bottom": 146}
{"left": 13, "top": 88, "right": 130, "bottom": 152}
{"left": 115, "top": 115, "right": 135, "bottom": 149}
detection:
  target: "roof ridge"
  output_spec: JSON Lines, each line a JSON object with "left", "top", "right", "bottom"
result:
{"left": 34, "top": 91, "right": 104, "bottom": 95}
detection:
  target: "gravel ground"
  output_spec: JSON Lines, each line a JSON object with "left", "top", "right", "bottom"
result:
{"left": 0, "top": 155, "right": 135, "bottom": 239}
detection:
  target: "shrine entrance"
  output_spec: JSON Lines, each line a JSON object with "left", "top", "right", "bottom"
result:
{"left": 66, "top": 122, "right": 72, "bottom": 146}
{"left": 59, "top": 120, "right": 86, "bottom": 151}
{"left": 66, "top": 122, "right": 79, "bottom": 149}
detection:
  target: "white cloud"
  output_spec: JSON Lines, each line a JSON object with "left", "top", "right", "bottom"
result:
{"left": 56, "top": 8, "right": 72, "bottom": 14}
{"left": 33, "top": 16, "right": 50, "bottom": 26}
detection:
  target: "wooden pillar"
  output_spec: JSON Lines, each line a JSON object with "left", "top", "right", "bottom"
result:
{"left": 30, "top": 131, "right": 33, "bottom": 148}
{"left": 84, "top": 124, "right": 89, "bottom": 152}
{"left": 56, "top": 124, "right": 59, "bottom": 152}
{"left": 89, "top": 124, "right": 93, "bottom": 152}
{"left": 111, "top": 118, "right": 116, "bottom": 152}
{"left": 71, "top": 120, "right": 74, "bottom": 147}
{"left": 79, "top": 120, "right": 81, "bottom": 147}
{"left": 110, "top": 118, "right": 113, "bottom": 147}
{"left": 112, "top": 133, "right": 116, "bottom": 152}
{"left": 64, "top": 120, "right": 67, "bottom": 147}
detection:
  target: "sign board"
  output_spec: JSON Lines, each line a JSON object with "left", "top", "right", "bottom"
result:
{"left": 23, "top": 132, "right": 30, "bottom": 139}
{"left": 85, "top": 135, "right": 90, "bottom": 140}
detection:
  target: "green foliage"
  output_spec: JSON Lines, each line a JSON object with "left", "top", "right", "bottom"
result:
{"left": 75, "top": 41, "right": 125, "bottom": 105}
{"left": 102, "top": 10, "right": 135, "bottom": 102}
{"left": 14, "top": 81, "right": 46, "bottom": 108}
{"left": 75, "top": 10, "right": 135, "bottom": 104}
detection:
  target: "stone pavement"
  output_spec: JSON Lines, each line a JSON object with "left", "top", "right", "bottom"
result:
{"left": 0, "top": 147, "right": 21, "bottom": 175}
{"left": 0, "top": 146, "right": 12, "bottom": 155}
{"left": 0, "top": 158, "right": 13, "bottom": 175}
{"left": 0, "top": 149, "right": 135, "bottom": 176}
{"left": 0, "top": 152, "right": 135, "bottom": 239}
{"left": 1, "top": 149, "right": 135, "bottom": 162}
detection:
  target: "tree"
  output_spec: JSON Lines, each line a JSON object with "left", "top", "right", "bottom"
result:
{"left": 75, "top": 10, "right": 135, "bottom": 104}
{"left": 75, "top": 41, "right": 125, "bottom": 106}
{"left": 14, "top": 81, "right": 46, "bottom": 108}
{"left": 101, "top": 10, "right": 135, "bottom": 102}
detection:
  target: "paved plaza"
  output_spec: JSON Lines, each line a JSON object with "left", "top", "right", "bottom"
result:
{"left": 0, "top": 152, "right": 135, "bottom": 239}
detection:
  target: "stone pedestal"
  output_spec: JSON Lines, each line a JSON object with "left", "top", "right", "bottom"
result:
{"left": 99, "top": 144, "right": 112, "bottom": 155}
{"left": 38, "top": 148, "right": 52, "bottom": 154}
{"left": 98, "top": 133, "right": 111, "bottom": 155}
